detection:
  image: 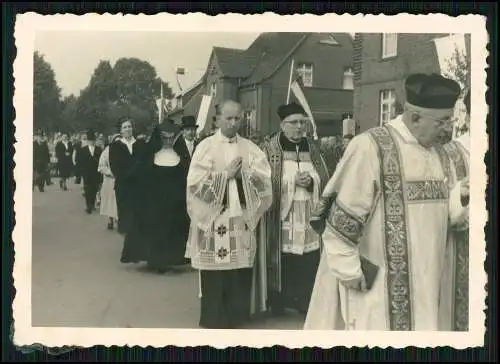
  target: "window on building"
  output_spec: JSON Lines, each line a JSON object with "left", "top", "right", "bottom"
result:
{"left": 243, "top": 109, "right": 256, "bottom": 137}
{"left": 342, "top": 67, "right": 354, "bottom": 90}
{"left": 381, "top": 33, "right": 398, "bottom": 59}
{"left": 319, "top": 34, "right": 340, "bottom": 45}
{"left": 379, "top": 89, "right": 396, "bottom": 126}
{"left": 176, "top": 96, "right": 183, "bottom": 109}
{"left": 210, "top": 82, "right": 217, "bottom": 97}
{"left": 296, "top": 63, "right": 314, "bottom": 87}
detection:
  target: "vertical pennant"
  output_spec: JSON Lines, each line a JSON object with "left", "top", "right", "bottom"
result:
{"left": 290, "top": 78, "right": 318, "bottom": 140}
{"left": 159, "top": 82, "right": 164, "bottom": 124}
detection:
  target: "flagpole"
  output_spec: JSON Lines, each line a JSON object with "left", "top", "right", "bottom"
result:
{"left": 286, "top": 59, "right": 295, "bottom": 104}
{"left": 159, "top": 82, "right": 164, "bottom": 124}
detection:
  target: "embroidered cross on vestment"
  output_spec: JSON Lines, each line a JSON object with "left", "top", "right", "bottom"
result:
{"left": 270, "top": 154, "right": 281, "bottom": 165}
{"left": 217, "top": 224, "right": 228, "bottom": 237}
{"left": 217, "top": 247, "right": 229, "bottom": 259}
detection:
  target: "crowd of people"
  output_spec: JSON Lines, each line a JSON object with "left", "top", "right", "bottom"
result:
{"left": 34, "top": 72, "right": 470, "bottom": 332}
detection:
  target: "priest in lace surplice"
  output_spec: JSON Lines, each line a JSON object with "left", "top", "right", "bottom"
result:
{"left": 255, "top": 103, "right": 330, "bottom": 317}
{"left": 439, "top": 90, "right": 471, "bottom": 331}
{"left": 185, "top": 100, "right": 273, "bottom": 329}
{"left": 304, "top": 73, "right": 469, "bottom": 331}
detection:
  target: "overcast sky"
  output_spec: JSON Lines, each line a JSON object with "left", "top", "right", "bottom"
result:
{"left": 35, "top": 31, "right": 260, "bottom": 98}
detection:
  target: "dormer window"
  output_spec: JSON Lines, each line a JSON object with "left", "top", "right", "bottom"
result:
{"left": 210, "top": 82, "right": 217, "bottom": 97}
{"left": 319, "top": 34, "right": 340, "bottom": 45}
{"left": 176, "top": 96, "right": 183, "bottom": 109}
{"left": 296, "top": 63, "right": 314, "bottom": 88}
{"left": 342, "top": 67, "right": 354, "bottom": 90}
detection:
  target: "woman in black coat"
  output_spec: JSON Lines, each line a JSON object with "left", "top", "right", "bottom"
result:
{"left": 108, "top": 117, "right": 147, "bottom": 235}
{"left": 55, "top": 132, "right": 74, "bottom": 191}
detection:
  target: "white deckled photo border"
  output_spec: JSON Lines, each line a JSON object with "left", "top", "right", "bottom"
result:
{"left": 12, "top": 12, "right": 489, "bottom": 349}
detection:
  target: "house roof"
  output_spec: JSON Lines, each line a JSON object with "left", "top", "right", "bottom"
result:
{"left": 292, "top": 88, "right": 353, "bottom": 115}
{"left": 213, "top": 47, "right": 256, "bottom": 78}
{"left": 241, "top": 32, "right": 308, "bottom": 85}
{"left": 210, "top": 33, "right": 309, "bottom": 84}
{"left": 180, "top": 83, "right": 205, "bottom": 118}
{"left": 175, "top": 33, "right": 353, "bottom": 118}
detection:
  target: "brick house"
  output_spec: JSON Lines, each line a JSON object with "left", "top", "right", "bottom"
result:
{"left": 353, "top": 33, "right": 471, "bottom": 133}
{"left": 168, "top": 33, "right": 354, "bottom": 138}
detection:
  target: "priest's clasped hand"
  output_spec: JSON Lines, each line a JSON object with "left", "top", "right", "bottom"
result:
{"left": 295, "top": 171, "right": 312, "bottom": 188}
{"left": 227, "top": 157, "right": 243, "bottom": 179}
{"left": 341, "top": 275, "right": 367, "bottom": 292}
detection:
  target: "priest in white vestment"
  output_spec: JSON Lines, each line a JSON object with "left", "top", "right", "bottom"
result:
{"left": 304, "top": 73, "right": 469, "bottom": 331}
{"left": 439, "top": 90, "right": 470, "bottom": 331}
{"left": 186, "top": 100, "right": 273, "bottom": 329}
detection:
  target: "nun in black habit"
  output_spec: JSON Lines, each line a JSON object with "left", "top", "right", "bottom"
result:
{"left": 120, "top": 120, "right": 191, "bottom": 273}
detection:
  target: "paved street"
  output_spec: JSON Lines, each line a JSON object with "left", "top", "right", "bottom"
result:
{"left": 32, "top": 179, "right": 305, "bottom": 329}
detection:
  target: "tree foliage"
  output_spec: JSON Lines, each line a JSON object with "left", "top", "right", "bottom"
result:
{"left": 60, "top": 94, "right": 79, "bottom": 133}
{"left": 444, "top": 46, "right": 471, "bottom": 93}
{"left": 55, "top": 57, "right": 173, "bottom": 135}
{"left": 443, "top": 38, "right": 471, "bottom": 136}
{"left": 33, "top": 51, "right": 62, "bottom": 132}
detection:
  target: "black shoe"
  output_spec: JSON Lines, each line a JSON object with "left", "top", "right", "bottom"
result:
{"left": 85, "top": 208, "right": 92, "bottom": 214}
{"left": 59, "top": 180, "right": 63, "bottom": 189}
{"left": 107, "top": 221, "right": 114, "bottom": 230}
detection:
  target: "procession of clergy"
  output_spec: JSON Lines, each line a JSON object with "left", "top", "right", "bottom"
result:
{"left": 67, "top": 72, "right": 469, "bottom": 332}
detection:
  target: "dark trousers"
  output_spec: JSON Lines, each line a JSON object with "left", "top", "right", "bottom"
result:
{"left": 33, "top": 168, "right": 46, "bottom": 191}
{"left": 83, "top": 178, "right": 100, "bottom": 211}
{"left": 199, "top": 268, "right": 253, "bottom": 329}
{"left": 269, "top": 250, "right": 321, "bottom": 313}
{"left": 44, "top": 167, "right": 52, "bottom": 184}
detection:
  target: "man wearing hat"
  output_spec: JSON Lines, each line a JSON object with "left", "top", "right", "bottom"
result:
{"left": 255, "top": 102, "right": 330, "bottom": 317}
{"left": 439, "top": 89, "right": 471, "bottom": 331}
{"left": 175, "top": 115, "right": 199, "bottom": 164}
{"left": 79, "top": 129, "right": 103, "bottom": 214}
{"left": 304, "top": 73, "right": 469, "bottom": 331}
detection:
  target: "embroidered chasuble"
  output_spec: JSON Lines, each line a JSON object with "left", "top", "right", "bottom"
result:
{"left": 439, "top": 132, "right": 470, "bottom": 331}
{"left": 304, "top": 116, "right": 469, "bottom": 331}
{"left": 254, "top": 132, "right": 329, "bottom": 314}
{"left": 185, "top": 131, "right": 273, "bottom": 271}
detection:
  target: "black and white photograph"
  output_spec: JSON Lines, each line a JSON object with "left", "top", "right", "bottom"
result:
{"left": 13, "top": 13, "right": 487, "bottom": 349}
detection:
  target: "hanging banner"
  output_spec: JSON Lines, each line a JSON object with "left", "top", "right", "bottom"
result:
{"left": 290, "top": 78, "right": 318, "bottom": 140}
{"left": 433, "top": 34, "right": 469, "bottom": 138}
{"left": 196, "top": 94, "right": 213, "bottom": 135}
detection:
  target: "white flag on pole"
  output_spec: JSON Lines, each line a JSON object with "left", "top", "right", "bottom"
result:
{"left": 290, "top": 77, "right": 318, "bottom": 140}
{"left": 156, "top": 83, "right": 170, "bottom": 124}
{"left": 196, "top": 94, "right": 213, "bottom": 135}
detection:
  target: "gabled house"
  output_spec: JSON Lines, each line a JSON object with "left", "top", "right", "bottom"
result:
{"left": 352, "top": 33, "right": 471, "bottom": 133}
{"left": 167, "top": 78, "right": 205, "bottom": 124}
{"left": 168, "top": 32, "right": 354, "bottom": 138}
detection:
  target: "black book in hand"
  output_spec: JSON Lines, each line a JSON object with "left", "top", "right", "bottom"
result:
{"left": 360, "top": 256, "right": 379, "bottom": 291}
